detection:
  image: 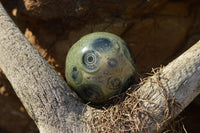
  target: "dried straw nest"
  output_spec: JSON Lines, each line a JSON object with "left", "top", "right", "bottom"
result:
{"left": 84, "top": 68, "right": 185, "bottom": 133}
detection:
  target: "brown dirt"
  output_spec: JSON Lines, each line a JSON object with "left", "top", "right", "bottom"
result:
{"left": 0, "top": 0, "right": 200, "bottom": 132}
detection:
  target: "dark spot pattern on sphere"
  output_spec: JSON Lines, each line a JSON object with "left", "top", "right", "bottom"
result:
{"left": 108, "top": 58, "right": 118, "bottom": 68}
{"left": 71, "top": 67, "right": 77, "bottom": 80}
{"left": 88, "top": 56, "right": 94, "bottom": 62}
{"left": 72, "top": 73, "right": 76, "bottom": 80}
{"left": 92, "top": 38, "right": 113, "bottom": 53}
{"left": 123, "top": 45, "right": 136, "bottom": 65}
{"left": 111, "top": 78, "right": 121, "bottom": 89}
{"left": 123, "top": 45, "right": 130, "bottom": 59}
{"left": 78, "top": 85, "right": 103, "bottom": 101}
{"left": 82, "top": 50, "right": 101, "bottom": 71}
{"left": 71, "top": 66, "right": 81, "bottom": 83}
{"left": 73, "top": 66, "right": 77, "bottom": 71}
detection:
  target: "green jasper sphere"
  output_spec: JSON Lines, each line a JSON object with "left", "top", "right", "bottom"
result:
{"left": 65, "top": 32, "right": 136, "bottom": 104}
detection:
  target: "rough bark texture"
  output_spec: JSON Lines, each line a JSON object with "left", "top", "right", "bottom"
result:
{"left": 0, "top": 3, "right": 87, "bottom": 133}
{"left": 0, "top": 1, "right": 200, "bottom": 133}
{"left": 137, "top": 42, "right": 200, "bottom": 132}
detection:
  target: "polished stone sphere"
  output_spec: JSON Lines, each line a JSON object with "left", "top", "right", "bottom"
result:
{"left": 65, "top": 32, "right": 136, "bottom": 104}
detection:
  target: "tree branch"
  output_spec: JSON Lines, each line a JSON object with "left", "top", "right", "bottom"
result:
{"left": 0, "top": 3, "right": 87, "bottom": 133}
{"left": 0, "top": 1, "right": 200, "bottom": 133}
{"left": 137, "top": 41, "right": 200, "bottom": 132}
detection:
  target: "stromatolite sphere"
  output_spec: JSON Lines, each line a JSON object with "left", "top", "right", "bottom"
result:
{"left": 65, "top": 32, "right": 136, "bottom": 104}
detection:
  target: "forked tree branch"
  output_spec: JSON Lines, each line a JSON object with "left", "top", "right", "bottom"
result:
{"left": 0, "top": 2, "right": 199, "bottom": 133}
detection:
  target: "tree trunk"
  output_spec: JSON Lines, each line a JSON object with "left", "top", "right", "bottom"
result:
{"left": 0, "top": 2, "right": 200, "bottom": 133}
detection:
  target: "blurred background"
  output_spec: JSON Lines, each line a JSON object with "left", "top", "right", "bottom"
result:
{"left": 0, "top": 0, "right": 200, "bottom": 132}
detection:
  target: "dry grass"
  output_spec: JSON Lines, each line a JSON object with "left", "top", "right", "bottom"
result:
{"left": 84, "top": 67, "right": 185, "bottom": 133}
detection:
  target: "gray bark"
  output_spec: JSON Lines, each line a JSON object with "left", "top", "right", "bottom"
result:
{"left": 136, "top": 42, "right": 200, "bottom": 132}
{"left": 0, "top": 2, "right": 200, "bottom": 133}
{"left": 0, "top": 2, "right": 87, "bottom": 133}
